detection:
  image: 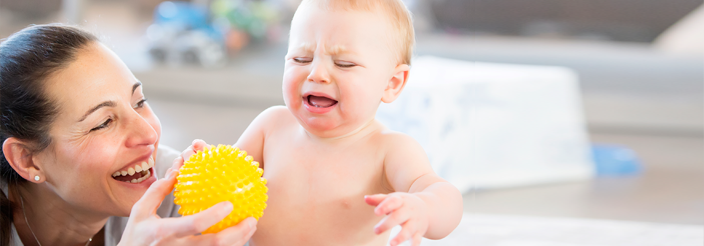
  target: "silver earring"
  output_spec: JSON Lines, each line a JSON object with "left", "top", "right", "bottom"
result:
{"left": 34, "top": 176, "right": 40, "bottom": 181}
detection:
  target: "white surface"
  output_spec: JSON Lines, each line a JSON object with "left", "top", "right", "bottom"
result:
{"left": 422, "top": 213, "right": 704, "bottom": 246}
{"left": 377, "top": 56, "right": 594, "bottom": 191}
{"left": 654, "top": 4, "right": 704, "bottom": 55}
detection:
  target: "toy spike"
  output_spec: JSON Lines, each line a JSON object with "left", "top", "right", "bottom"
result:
{"left": 174, "top": 144, "right": 268, "bottom": 234}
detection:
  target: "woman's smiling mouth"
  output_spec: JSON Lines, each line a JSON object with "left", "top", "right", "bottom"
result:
{"left": 111, "top": 157, "right": 154, "bottom": 183}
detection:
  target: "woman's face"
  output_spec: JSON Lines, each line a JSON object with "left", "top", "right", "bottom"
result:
{"left": 35, "top": 42, "right": 161, "bottom": 217}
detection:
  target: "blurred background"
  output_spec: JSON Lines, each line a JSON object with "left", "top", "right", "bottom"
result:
{"left": 1, "top": 0, "right": 702, "bottom": 236}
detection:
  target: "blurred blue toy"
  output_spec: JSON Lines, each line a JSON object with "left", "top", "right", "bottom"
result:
{"left": 591, "top": 144, "right": 642, "bottom": 176}
{"left": 147, "top": 1, "right": 226, "bottom": 67}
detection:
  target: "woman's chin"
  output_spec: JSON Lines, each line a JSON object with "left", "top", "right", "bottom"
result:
{"left": 111, "top": 168, "right": 159, "bottom": 213}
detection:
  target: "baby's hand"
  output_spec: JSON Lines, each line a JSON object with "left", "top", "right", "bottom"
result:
{"left": 171, "top": 139, "right": 210, "bottom": 171}
{"left": 365, "top": 193, "right": 430, "bottom": 246}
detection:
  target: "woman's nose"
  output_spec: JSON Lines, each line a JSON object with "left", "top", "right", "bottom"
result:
{"left": 124, "top": 110, "right": 158, "bottom": 148}
{"left": 306, "top": 60, "right": 330, "bottom": 84}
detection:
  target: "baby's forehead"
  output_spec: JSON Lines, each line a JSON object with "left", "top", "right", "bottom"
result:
{"left": 292, "top": 42, "right": 353, "bottom": 54}
{"left": 294, "top": 0, "right": 414, "bottom": 64}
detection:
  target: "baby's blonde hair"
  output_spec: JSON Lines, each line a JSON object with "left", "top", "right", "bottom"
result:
{"left": 297, "top": 0, "right": 415, "bottom": 65}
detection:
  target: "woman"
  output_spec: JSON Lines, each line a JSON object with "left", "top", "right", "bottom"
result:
{"left": 0, "top": 24, "right": 256, "bottom": 245}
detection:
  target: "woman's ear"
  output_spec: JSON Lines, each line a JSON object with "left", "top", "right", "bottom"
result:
{"left": 381, "top": 64, "right": 410, "bottom": 103}
{"left": 2, "top": 138, "right": 44, "bottom": 183}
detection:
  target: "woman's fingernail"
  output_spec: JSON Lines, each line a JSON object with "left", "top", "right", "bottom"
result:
{"left": 221, "top": 202, "right": 233, "bottom": 214}
{"left": 248, "top": 218, "right": 256, "bottom": 229}
{"left": 166, "top": 170, "right": 177, "bottom": 179}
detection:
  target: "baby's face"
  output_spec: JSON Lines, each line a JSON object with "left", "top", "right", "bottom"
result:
{"left": 284, "top": 6, "right": 400, "bottom": 138}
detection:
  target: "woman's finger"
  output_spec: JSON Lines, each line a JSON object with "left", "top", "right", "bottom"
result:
{"left": 159, "top": 201, "right": 234, "bottom": 238}
{"left": 131, "top": 170, "right": 178, "bottom": 220}
{"left": 210, "top": 217, "right": 258, "bottom": 245}
{"left": 184, "top": 224, "right": 255, "bottom": 246}
{"left": 374, "top": 207, "right": 411, "bottom": 234}
{"left": 171, "top": 156, "right": 184, "bottom": 171}
{"left": 374, "top": 195, "right": 403, "bottom": 216}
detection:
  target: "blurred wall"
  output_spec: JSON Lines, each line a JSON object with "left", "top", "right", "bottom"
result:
{"left": 430, "top": 0, "right": 703, "bottom": 42}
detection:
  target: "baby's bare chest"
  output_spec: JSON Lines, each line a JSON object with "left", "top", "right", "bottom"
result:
{"left": 262, "top": 139, "right": 388, "bottom": 201}
{"left": 261, "top": 136, "right": 392, "bottom": 214}
{"left": 252, "top": 132, "right": 394, "bottom": 244}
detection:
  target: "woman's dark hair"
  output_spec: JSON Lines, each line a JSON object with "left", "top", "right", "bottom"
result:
{"left": 0, "top": 23, "right": 97, "bottom": 244}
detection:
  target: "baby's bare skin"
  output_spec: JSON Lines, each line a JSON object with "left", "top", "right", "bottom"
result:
{"left": 238, "top": 106, "right": 406, "bottom": 245}
{"left": 192, "top": 2, "right": 463, "bottom": 245}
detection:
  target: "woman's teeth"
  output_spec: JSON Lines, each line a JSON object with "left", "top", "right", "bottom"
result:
{"left": 112, "top": 157, "right": 155, "bottom": 183}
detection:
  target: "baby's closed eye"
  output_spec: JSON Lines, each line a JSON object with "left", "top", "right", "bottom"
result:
{"left": 335, "top": 60, "right": 356, "bottom": 68}
{"left": 293, "top": 57, "right": 312, "bottom": 64}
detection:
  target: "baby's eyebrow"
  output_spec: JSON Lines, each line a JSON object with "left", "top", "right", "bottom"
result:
{"left": 326, "top": 44, "right": 349, "bottom": 56}
{"left": 292, "top": 43, "right": 353, "bottom": 56}
{"left": 295, "top": 42, "right": 316, "bottom": 52}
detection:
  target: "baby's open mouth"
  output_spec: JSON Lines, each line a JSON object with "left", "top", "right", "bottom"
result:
{"left": 306, "top": 95, "right": 338, "bottom": 108}
{"left": 112, "top": 157, "right": 154, "bottom": 183}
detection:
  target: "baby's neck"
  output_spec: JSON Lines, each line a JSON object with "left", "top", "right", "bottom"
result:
{"left": 303, "top": 118, "right": 380, "bottom": 143}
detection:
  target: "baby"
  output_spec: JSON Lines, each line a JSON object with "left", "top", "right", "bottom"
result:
{"left": 193, "top": 0, "right": 462, "bottom": 245}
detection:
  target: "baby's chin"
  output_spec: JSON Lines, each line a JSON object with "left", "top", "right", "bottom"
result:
{"left": 300, "top": 117, "right": 377, "bottom": 139}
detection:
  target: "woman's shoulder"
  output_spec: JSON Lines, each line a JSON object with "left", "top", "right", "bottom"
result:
{"left": 155, "top": 144, "right": 180, "bottom": 179}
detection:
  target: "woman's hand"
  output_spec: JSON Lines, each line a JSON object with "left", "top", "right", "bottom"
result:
{"left": 119, "top": 169, "right": 257, "bottom": 245}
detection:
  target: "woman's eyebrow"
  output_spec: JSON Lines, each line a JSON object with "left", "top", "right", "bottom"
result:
{"left": 133, "top": 81, "right": 142, "bottom": 94}
{"left": 79, "top": 101, "right": 116, "bottom": 122}
{"left": 78, "top": 82, "right": 141, "bottom": 122}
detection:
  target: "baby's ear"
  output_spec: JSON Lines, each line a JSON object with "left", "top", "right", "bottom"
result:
{"left": 381, "top": 64, "right": 410, "bottom": 103}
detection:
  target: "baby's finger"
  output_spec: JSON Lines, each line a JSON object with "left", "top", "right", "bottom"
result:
{"left": 131, "top": 170, "right": 178, "bottom": 219}
{"left": 191, "top": 139, "right": 208, "bottom": 152}
{"left": 374, "top": 195, "right": 403, "bottom": 216}
{"left": 374, "top": 207, "right": 410, "bottom": 234}
{"left": 389, "top": 220, "right": 415, "bottom": 246}
{"left": 364, "top": 194, "right": 387, "bottom": 206}
{"left": 412, "top": 232, "right": 422, "bottom": 246}
{"left": 181, "top": 148, "right": 197, "bottom": 163}
{"left": 160, "top": 201, "right": 233, "bottom": 238}
{"left": 181, "top": 140, "right": 210, "bottom": 162}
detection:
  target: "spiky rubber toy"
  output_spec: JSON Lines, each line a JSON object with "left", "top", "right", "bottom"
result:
{"left": 174, "top": 144, "right": 268, "bottom": 234}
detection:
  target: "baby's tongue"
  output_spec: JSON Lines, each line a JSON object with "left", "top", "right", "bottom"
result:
{"left": 309, "top": 95, "right": 337, "bottom": 107}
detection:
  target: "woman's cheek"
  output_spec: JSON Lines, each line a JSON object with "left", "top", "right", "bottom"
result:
{"left": 145, "top": 107, "right": 162, "bottom": 140}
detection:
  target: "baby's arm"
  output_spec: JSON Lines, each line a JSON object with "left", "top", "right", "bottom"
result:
{"left": 365, "top": 133, "right": 462, "bottom": 245}
{"left": 178, "top": 106, "right": 287, "bottom": 171}
{"left": 233, "top": 106, "right": 291, "bottom": 170}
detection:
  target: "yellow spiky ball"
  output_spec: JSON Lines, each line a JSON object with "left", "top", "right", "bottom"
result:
{"left": 174, "top": 144, "right": 268, "bottom": 234}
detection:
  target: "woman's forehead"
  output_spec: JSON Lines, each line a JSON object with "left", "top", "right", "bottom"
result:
{"left": 43, "top": 42, "right": 139, "bottom": 117}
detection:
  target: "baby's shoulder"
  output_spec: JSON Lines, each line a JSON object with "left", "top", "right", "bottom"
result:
{"left": 255, "top": 105, "right": 296, "bottom": 128}
{"left": 373, "top": 126, "right": 424, "bottom": 153}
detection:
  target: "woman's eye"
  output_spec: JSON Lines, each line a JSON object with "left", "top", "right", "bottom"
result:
{"left": 90, "top": 118, "right": 113, "bottom": 132}
{"left": 293, "top": 57, "right": 312, "bottom": 64}
{"left": 133, "top": 99, "right": 147, "bottom": 109}
{"left": 335, "top": 62, "right": 355, "bottom": 68}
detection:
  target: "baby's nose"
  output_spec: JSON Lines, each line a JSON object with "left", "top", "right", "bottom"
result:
{"left": 307, "top": 62, "right": 331, "bottom": 84}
